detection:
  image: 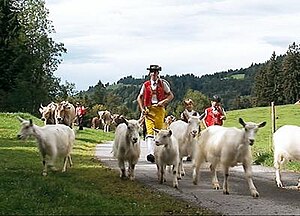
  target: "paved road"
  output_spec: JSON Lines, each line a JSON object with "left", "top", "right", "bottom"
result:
{"left": 95, "top": 141, "right": 300, "bottom": 215}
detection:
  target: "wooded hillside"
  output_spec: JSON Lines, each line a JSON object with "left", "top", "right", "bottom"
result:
{"left": 1, "top": 1, "right": 300, "bottom": 121}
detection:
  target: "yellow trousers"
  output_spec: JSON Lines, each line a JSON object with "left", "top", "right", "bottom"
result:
{"left": 145, "top": 105, "right": 166, "bottom": 136}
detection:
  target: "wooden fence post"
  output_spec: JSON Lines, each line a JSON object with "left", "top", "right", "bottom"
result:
{"left": 270, "top": 102, "right": 276, "bottom": 152}
{"left": 271, "top": 102, "right": 276, "bottom": 133}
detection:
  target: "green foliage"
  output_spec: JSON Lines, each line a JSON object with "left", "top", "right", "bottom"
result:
{"left": 175, "top": 89, "right": 210, "bottom": 117}
{"left": 0, "top": 0, "right": 67, "bottom": 115}
{"left": 254, "top": 43, "right": 300, "bottom": 107}
{"left": 1, "top": 0, "right": 300, "bottom": 125}
{"left": 282, "top": 42, "right": 300, "bottom": 103}
{"left": 0, "top": 112, "right": 216, "bottom": 215}
{"left": 229, "top": 74, "right": 245, "bottom": 79}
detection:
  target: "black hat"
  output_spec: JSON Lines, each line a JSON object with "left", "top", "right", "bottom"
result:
{"left": 147, "top": 65, "right": 161, "bottom": 71}
{"left": 211, "top": 95, "right": 221, "bottom": 103}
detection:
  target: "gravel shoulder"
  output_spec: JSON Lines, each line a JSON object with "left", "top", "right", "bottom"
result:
{"left": 96, "top": 141, "right": 300, "bottom": 215}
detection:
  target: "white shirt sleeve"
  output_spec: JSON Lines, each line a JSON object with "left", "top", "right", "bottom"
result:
{"left": 139, "top": 83, "right": 145, "bottom": 96}
{"left": 162, "top": 80, "right": 171, "bottom": 93}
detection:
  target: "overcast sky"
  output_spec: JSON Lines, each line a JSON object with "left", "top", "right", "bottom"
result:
{"left": 46, "top": 0, "right": 300, "bottom": 91}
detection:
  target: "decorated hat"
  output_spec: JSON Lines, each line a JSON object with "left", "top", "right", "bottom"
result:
{"left": 147, "top": 65, "right": 162, "bottom": 72}
{"left": 211, "top": 95, "right": 221, "bottom": 103}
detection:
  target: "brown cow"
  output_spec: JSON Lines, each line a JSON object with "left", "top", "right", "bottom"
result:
{"left": 91, "top": 116, "right": 101, "bottom": 129}
{"left": 98, "top": 110, "right": 113, "bottom": 132}
{"left": 39, "top": 102, "right": 57, "bottom": 125}
{"left": 55, "top": 101, "right": 76, "bottom": 128}
{"left": 112, "top": 114, "right": 126, "bottom": 126}
{"left": 164, "top": 115, "right": 176, "bottom": 129}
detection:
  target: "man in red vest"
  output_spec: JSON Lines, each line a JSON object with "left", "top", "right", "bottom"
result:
{"left": 137, "top": 64, "right": 174, "bottom": 163}
{"left": 203, "top": 95, "right": 226, "bottom": 128}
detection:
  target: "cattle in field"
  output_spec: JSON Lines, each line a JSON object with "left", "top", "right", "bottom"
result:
{"left": 164, "top": 115, "right": 176, "bottom": 129}
{"left": 17, "top": 117, "right": 75, "bottom": 176}
{"left": 91, "top": 116, "right": 101, "bottom": 129}
{"left": 112, "top": 114, "right": 126, "bottom": 126}
{"left": 39, "top": 102, "right": 57, "bottom": 125}
{"left": 55, "top": 101, "right": 76, "bottom": 128}
{"left": 98, "top": 110, "right": 113, "bottom": 132}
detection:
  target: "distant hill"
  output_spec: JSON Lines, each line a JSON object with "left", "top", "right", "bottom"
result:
{"left": 112, "top": 62, "right": 264, "bottom": 111}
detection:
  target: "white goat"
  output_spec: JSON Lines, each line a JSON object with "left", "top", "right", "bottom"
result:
{"left": 273, "top": 125, "right": 300, "bottom": 188}
{"left": 169, "top": 116, "right": 201, "bottom": 178}
{"left": 17, "top": 117, "right": 75, "bottom": 176}
{"left": 153, "top": 128, "right": 180, "bottom": 188}
{"left": 192, "top": 118, "right": 266, "bottom": 197}
{"left": 113, "top": 118, "right": 142, "bottom": 180}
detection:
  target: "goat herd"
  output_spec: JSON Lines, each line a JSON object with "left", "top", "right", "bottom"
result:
{"left": 16, "top": 101, "right": 300, "bottom": 198}
{"left": 108, "top": 115, "right": 300, "bottom": 198}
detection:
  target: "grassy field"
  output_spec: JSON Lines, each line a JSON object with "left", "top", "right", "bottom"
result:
{"left": 0, "top": 112, "right": 215, "bottom": 215}
{"left": 224, "top": 104, "right": 300, "bottom": 170}
{"left": 0, "top": 104, "right": 299, "bottom": 215}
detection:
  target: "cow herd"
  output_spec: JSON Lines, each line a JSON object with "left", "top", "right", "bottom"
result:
{"left": 39, "top": 101, "right": 125, "bottom": 132}
{"left": 39, "top": 101, "right": 76, "bottom": 128}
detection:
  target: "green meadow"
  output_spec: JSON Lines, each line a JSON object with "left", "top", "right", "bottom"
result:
{"left": 0, "top": 112, "right": 215, "bottom": 215}
{"left": 0, "top": 104, "right": 299, "bottom": 215}
{"left": 224, "top": 104, "right": 300, "bottom": 169}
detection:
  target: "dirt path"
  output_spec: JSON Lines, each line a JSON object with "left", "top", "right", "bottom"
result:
{"left": 95, "top": 141, "right": 300, "bottom": 215}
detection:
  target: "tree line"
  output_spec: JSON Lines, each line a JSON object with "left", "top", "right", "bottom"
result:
{"left": 1, "top": 0, "right": 300, "bottom": 124}
{"left": 0, "top": 0, "right": 72, "bottom": 114}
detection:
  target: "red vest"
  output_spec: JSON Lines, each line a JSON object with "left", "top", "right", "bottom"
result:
{"left": 143, "top": 80, "right": 166, "bottom": 107}
{"left": 204, "top": 106, "right": 223, "bottom": 127}
{"left": 76, "top": 106, "right": 86, "bottom": 116}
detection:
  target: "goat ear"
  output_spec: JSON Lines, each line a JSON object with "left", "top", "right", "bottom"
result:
{"left": 39, "top": 108, "right": 43, "bottom": 114}
{"left": 239, "top": 118, "right": 246, "bottom": 127}
{"left": 258, "top": 121, "right": 267, "bottom": 128}
{"left": 17, "top": 116, "right": 24, "bottom": 123}
{"left": 29, "top": 119, "right": 33, "bottom": 126}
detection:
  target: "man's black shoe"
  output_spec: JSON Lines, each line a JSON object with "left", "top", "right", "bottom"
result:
{"left": 186, "top": 156, "right": 192, "bottom": 161}
{"left": 146, "top": 154, "right": 155, "bottom": 163}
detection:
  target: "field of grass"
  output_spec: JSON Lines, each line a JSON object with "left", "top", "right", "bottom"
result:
{"left": 224, "top": 104, "right": 300, "bottom": 170}
{"left": 0, "top": 112, "right": 215, "bottom": 215}
{"left": 228, "top": 74, "right": 245, "bottom": 79}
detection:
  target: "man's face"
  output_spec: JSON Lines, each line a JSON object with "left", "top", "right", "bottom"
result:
{"left": 150, "top": 70, "right": 159, "bottom": 80}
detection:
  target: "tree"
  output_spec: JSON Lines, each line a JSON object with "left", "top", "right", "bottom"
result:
{"left": 90, "top": 80, "right": 106, "bottom": 105}
{"left": 175, "top": 89, "right": 209, "bottom": 117}
{"left": 282, "top": 42, "right": 300, "bottom": 103}
{"left": 0, "top": 0, "right": 22, "bottom": 110}
{"left": 253, "top": 63, "right": 269, "bottom": 106}
{"left": 0, "top": 0, "right": 66, "bottom": 114}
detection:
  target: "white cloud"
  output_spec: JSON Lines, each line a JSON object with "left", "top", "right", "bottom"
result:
{"left": 47, "top": 0, "right": 300, "bottom": 90}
